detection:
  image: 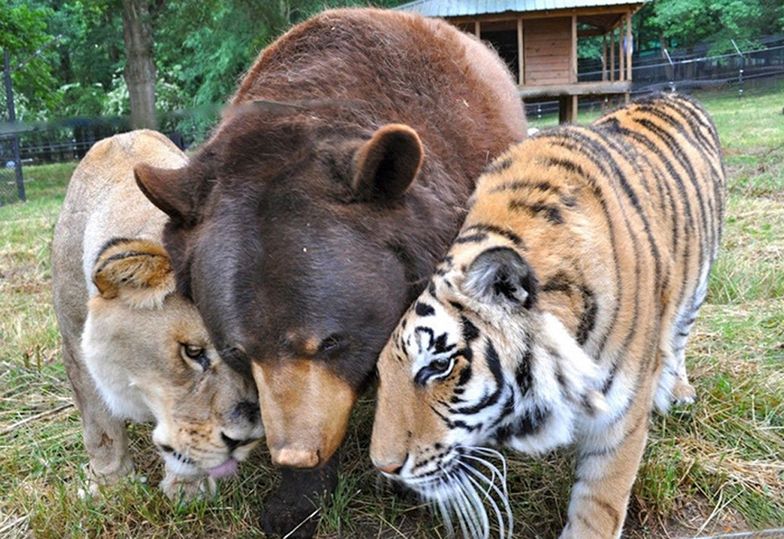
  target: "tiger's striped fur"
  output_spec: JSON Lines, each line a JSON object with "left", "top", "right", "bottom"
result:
{"left": 370, "top": 93, "right": 725, "bottom": 538}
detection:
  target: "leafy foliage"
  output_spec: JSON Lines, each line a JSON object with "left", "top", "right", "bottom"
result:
{"left": 0, "top": 0, "right": 58, "bottom": 117}
{"left": 650, "top": 0, "right": 784, "bottom": 53}
{"left": 3, "top": 0, "right": 782, "bottom": 135}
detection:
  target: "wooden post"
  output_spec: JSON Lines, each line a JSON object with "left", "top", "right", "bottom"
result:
{"left": 571, "top": 15, "right": 578, "bottom": 121}
{"left": 559, "top": 95, "right": 577, "bottom": 124}
{"left": 602, "top": 34, "right": 607, "bottom": 81}
{"left": 517, "top": 17, "right": 524, "bottom": 86}
{"left": 474, "top": 20, "right": 480, "bottom": 38}
{"left": 610, "top": 29, "right": 615, "bottom": 81}
{"left": 626, "top": 11, "right": 633, "bottom": 82}
{"left": 571, "top": 15, "right": 577, "bottom": 83}
{"left": 618, "top": 18, "right": 625, "bottom": 82}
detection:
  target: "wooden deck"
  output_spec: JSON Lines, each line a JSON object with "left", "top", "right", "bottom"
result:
{"left": 519, "top": 80, "right": 632, "bottom": 99}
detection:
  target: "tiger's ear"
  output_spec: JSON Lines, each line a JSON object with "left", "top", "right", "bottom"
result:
{"left": 352, "top": 124, "right": 423, "bottom": 200}
{"left": 92, "top": 239, "right": 176, "bottom": 310}
{"left": 462, "top": 247, "right": 538, "bottom": 309}
{"left": 135, "top": 163, "right": 198, "bottom": 223}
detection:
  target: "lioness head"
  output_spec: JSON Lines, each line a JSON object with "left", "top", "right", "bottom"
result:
{"left": 82, "top": 238, "right": 263, "bottom": 479}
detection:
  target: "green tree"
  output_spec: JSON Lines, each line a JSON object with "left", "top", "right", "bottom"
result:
{"left": 650, "top": 0, "right": 784, "bottom": 54}
{"left": 0, "top": 0, "right": 58, "bottom": 119}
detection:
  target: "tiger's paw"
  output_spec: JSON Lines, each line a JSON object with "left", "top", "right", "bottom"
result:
{"left": 671, "top": 378, "right": 697, "bottom": 406}
{"left": 160, "top": 472, "right": 216, "bottom": 502}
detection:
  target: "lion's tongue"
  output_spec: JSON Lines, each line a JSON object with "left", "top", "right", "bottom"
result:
{"left": 207, "top": 458, "right": 239, "bottom": 479}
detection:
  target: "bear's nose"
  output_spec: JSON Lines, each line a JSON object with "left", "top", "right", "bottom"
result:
{"left": 272, "top": 447, "right": 320, "bottom": 468}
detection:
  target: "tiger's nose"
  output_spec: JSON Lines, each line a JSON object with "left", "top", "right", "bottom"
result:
{"left": 376, "top": 462, "right": 403, "bottom": 475}
{"left": 373, "top": 454, "right": 406, "bottom": 475}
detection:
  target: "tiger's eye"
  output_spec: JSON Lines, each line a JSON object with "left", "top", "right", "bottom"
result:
{"left": 431, "top": 357, "right": 451, "bottom": 373}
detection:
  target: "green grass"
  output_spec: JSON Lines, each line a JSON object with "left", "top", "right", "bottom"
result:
{"left": 1, "top": 84, "right": 783, "bottom": 538}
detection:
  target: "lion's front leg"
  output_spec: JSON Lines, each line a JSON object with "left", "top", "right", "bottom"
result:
{"left": 63, "top": 337, "right": 134, "bottom": 491}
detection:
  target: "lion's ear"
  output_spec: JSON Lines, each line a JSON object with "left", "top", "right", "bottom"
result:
{"left": 92, "top": 238, "right": 176, "bottom": 309}
{"left": 352, "top": 124, "right": 423, "bottom": 200}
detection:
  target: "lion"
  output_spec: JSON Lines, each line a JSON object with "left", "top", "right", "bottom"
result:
{"left": 52, "top": 130, "right": 264, "bottom": 500}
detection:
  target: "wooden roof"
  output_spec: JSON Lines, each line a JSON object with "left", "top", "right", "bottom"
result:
{"left": 396, "top": 0, "right": 645, "bottom": 18}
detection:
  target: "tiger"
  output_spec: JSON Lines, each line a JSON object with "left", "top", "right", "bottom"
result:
{"left": 370, "top": 93, "right": 725, "bottom": 538}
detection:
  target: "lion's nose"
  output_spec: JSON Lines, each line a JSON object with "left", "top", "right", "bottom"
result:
{"left": 271, "top": 447, "right": 320, "bottom": 468}
{"left": 221, "top": 432, "right": 257, "bottom": 452}
{"left": 232, "top": 400, "right": 260, "bottom": 423}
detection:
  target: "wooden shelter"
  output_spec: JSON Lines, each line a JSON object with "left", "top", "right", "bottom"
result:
{"left": 397, "top": 0, "right": 646, "bottom": 123}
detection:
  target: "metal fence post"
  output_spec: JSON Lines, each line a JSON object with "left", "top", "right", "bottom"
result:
{"left": 3, "top": 49, "right": 26, "bottom": 202}
{"left": 731, "top": 39, "right": 745, "bottom": 98}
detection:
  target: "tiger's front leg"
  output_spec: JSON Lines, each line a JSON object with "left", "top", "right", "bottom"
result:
{"left": 561, "top": 395, "right": 651, "bottom": 538}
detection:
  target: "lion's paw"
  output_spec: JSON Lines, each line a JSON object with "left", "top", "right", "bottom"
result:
{"left": 160, "top": 472, "right": 216, "bottom": 502}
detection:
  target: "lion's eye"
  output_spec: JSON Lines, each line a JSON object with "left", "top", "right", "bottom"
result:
{"left": 180, "top": 344, "right": 210, "bottom": 370}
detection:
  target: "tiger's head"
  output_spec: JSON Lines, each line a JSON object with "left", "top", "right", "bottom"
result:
{"left": 82, "top": 238, "right": 264, "bottom": 481}
{"left": 371, "top": 230, "right": 606, "bottom": 530}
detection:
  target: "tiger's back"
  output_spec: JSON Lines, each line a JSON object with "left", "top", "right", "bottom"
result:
{"left": 468, "top": 92, "right": 725, "bottom": 415}
{"left": 371, "top": 93, "right": 725, "bottom": 538}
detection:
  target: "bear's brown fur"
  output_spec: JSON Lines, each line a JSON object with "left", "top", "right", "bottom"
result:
{"left": 135, "top": 8, "right": 525, "bottom": 537}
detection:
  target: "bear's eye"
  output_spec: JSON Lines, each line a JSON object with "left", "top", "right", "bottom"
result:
{"left": 180, "top": 344, "right": 210, "bottom": 370}
{"left": 318, "top": 333, "right": 348, "bottom": 357}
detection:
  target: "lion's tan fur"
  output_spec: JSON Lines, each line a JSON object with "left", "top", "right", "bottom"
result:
{"left": 52, "top": 130, "right": 263, "bottom": 499}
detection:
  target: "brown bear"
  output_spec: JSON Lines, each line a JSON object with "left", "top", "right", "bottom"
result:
{"left": 135, "top": 7, "right": 525, "bottom": 537}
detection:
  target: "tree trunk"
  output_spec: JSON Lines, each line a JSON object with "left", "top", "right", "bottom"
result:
{"left": 122, "top": 0, "right": 157, "bottom": 129}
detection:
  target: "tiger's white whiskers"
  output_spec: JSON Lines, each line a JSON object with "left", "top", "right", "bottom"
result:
{"left": 463, "top": 468, "right": 507, "bottom": 539}
{"left": 460, "top": 462, "right": 514, "bottom": 538}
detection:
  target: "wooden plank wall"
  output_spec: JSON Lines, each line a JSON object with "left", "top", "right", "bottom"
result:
{"left": 523, "top": 17, "right": 573, "bottom": 85}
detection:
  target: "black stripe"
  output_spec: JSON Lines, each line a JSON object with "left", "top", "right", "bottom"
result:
{"left": 489, "top": 179, "right": 562, "bottom": 195}
{"left": 94, "top": 236, "right": 139, "bottom": 265}
{"left": 461, "top": 223, "right": 525, "bottom": 249}
{"left": 515, "top": 348, "right": 532, "bottom": 396}
{"left": 576, "top": 284, "right": 598, "bottom": 346}
{"left": 541, "top": 271, "right": 573, "bottom": 293}
{"left": 453, "top": 341, "right": 504, "bottom": 414}
{"left": 414, "top": 301, "right": 435, "bottom": 317}
{"left": 483, "top": 156, "right": 512, "bottom": 174}
{"left": 93, "top": 250, "right": 159, "bottom": 277}
{"left": 508, "top": 199, "right": 564, "bottom": 224}
{"left": 460, "top": 315, "right": 479, "bottom": 342}
{"left": 513, "top": 405, "right": 550, "bottom": 437}
{"left": 454, "top": 232, "right": 488, "bottom": 244}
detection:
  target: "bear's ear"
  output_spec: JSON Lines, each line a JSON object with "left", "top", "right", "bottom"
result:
{"left": 92, "top": 238, "right": 176, "bottom": 309}
{"left": 134, "top": 163, "right": 196, "bottom": 222}
{"left": 352, "top": 124, "right": 423, "bottom": 200}
{"left": 462, "top": 247, "right": 538, "bottom": 309}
